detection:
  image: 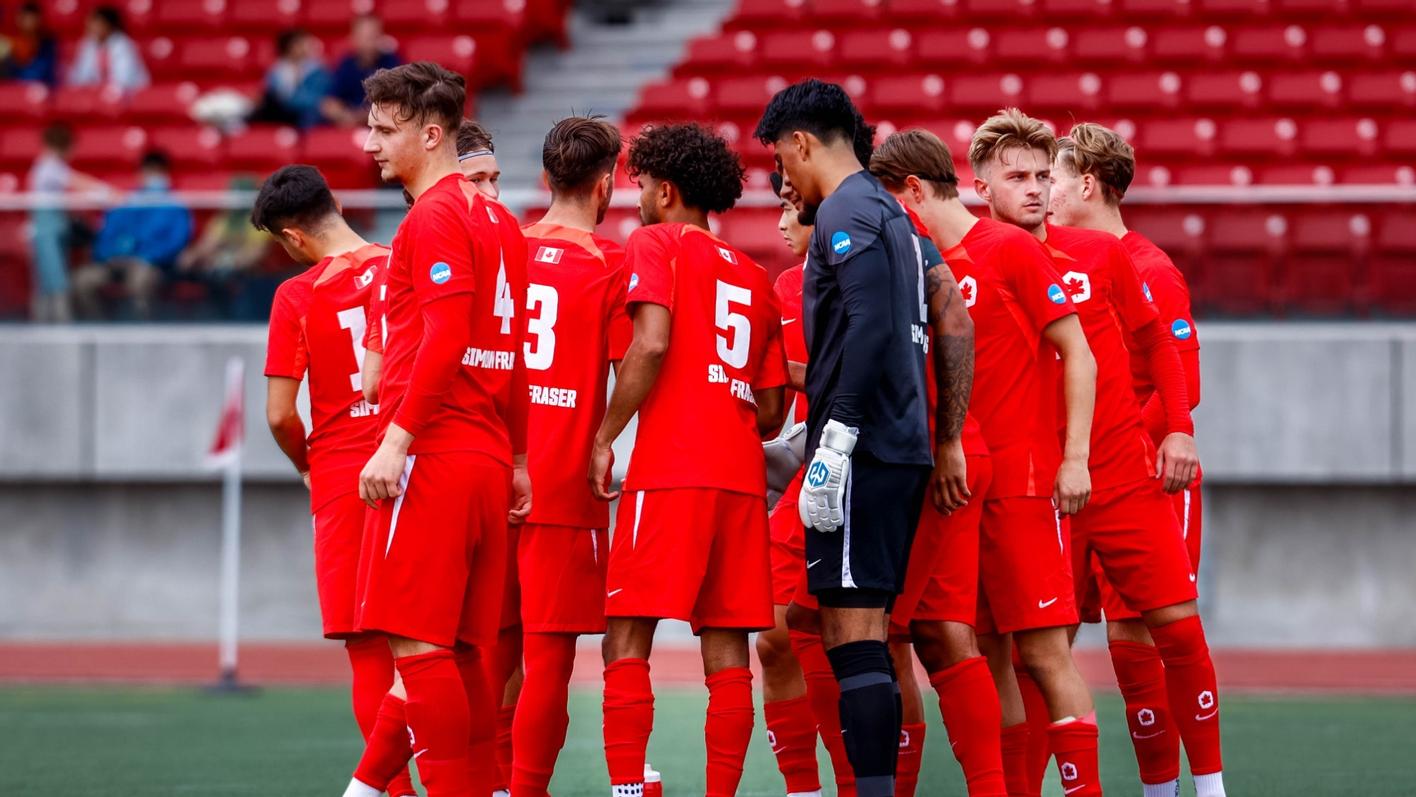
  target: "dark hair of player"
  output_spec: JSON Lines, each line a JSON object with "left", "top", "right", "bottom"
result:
{"left": 769, "top": 170, "right": 784, "bottom": 197}
{"left": 542, "top": 115, "right": 622, "bottom": 194}
{"left": 1057, "top": 122, "right": 1136, "bottom": 204}
{"left": 250, "top": 164, "right": 339, "bottom": 234}
{"left": 868, "top": 129, "right": 961, "bottom": 201}
{"left": 275, "top": 28, "right": 308, "bottom": 57}
{"left": 753, "top": 78, "right": 860, "bottom": 149}
{"left": 852, "top": 112, "right": 877, "bottom": 168}
{"left": 627, "top": 122, "right": 745, "bottom": 214}
{"left": 139, "top": 149, "right": 171, "bottom": 172}
{"left": 41, "top": 124, "right": 73, "bottom": 152}
{"left": 20, "top": 2, "right": 43, "bottom": 19}
{"left": 456, "top": 118, "right": 494, "bottom": 156}
{"left": 362, "top": 61, "right": 465, "bottom": 134}
{"left": 90, "top": 5, "right": 124, "bottom": 33}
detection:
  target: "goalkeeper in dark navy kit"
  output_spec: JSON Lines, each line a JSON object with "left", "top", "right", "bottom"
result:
{"left": 756, "top": 79, "right": 975, "bottom": 797}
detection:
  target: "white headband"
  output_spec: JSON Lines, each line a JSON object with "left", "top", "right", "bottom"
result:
{"left": 459, "top": 149, "right": 494, "bottom": 161}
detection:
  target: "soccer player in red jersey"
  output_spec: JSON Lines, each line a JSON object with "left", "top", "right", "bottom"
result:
{"left": 508, "top": 115, "right": 629, "bottom": 797}
{"left": 457, "top": 119, "right": 502, "bottom": 200}
{"left": 344, "top": 62, "right": 531, "bottom": 797}
{"left": 588, "top": 122, "right": 788, "bottom": 797}
{"left": 962, "top": 112, "right": 1104, "bottom": 797}
{"left": 256, "top": 164, "right": 416, "bottom": 797}
{"left": 1050, "top": 123, "right": 1226, "bottom": 797}
{"left": 868, "top": 130, "right": 1013, "bottom": 797}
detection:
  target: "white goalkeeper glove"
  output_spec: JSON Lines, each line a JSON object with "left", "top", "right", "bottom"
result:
{"left": 764, "top": 422, "right": 808, "bottom": 495}
{"left": 798, "top": 419, "right": 858, "bottom": 533}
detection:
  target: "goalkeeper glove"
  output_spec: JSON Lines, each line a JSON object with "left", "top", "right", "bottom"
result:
{"left": 798, "top": 419, "right": 858, "bottom": 533}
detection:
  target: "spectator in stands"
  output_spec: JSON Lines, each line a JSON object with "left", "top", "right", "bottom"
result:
{"left": 67, "top": 5, "right": 148, "bottom": 93}
{"left": 176, "top": 176, "right": 272, "bottom": 317}
{"left": 320, "top": 14, "right": 399, "bottom": 127}
{"left": 26, "top": 125, "right": 108, "bottom": 323}
{"left": 73, "top": 150, "right": 193, "bottom": 320}
{"left": 1, "top": 3, "right": 59, "bottom": 86}
{"left": 249, "top": 28, "right": 331, "bottom": 129}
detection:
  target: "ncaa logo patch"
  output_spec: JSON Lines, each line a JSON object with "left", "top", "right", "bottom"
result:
{"left": 429, "top": 261, "right": 452, "bottom": 285}
{"left": 628, "top": 273, "right": 640, "bottom": 292}
{"left": 1143, "top": 281, "right": 1154, "bottom": 302}
{"left": 534, "top": 246, "right": 564, "bottom": 264}
{"left": 1172, "top": 318, "right": 1193, "bottom": 340}
{"left": 831, "top": 231, "right": 852, "bottom": 256}
{"left": 806, "top": 460, "right": 830, "bottom": 488}
{"left": 1047, "top": 283, "right": 1068, "bottom": 304}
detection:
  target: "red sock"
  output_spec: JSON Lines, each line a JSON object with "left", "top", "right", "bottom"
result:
{"left": 603, "top": 658, "right": 654, "bottom": 786}
{"left": 1150, "top": 615, "right": 1224, "bottom": 776}
{"left": 1014, "top": 666, "right": 1051, "bottom": 795}
{"left": 353, "top": 693, "right": 414, "bottom": 792}
{"left": 454, "top": 647, "right": 498, "bottom": 796}
{"left": 396, "top": 650, "right": 472, "bottom": 796}
{"left": 512, "top": 633, "right": 577, "bottom": 797}
{"left": 931, "top": 657, "right": 1007, "bottom": 797}
{"left": 485, "top": 627, "right": 522, "bottom": 793}
{"left": 705, "top": 667, "right": 754, "bottom": 797}
{"left": 791, "top": 630, "right": 854, "bottom": 796}
{"left": 764, "top": 695, "right": 822, "bottom": 795}
{"left": 1000, "top": 723, "right": 1031, "bottom": 797}
{"left": 1048, "top": 714, "right": 1102, "bottom": 797}
{"left": 896, "top": 722, "right": 926, "bottom": 797}
{"left": 345, "top": 639, "right": 417, "bottom": 797}
{"left": 496, "top": 704, "right": 515, "bottom": 791}
{"left": 1109, "top": 640, "right": 1181, "bottom": 785}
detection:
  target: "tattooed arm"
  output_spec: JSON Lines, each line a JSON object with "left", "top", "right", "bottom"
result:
{"left": 925, "top": 261, "right": 975, "bottom": 512}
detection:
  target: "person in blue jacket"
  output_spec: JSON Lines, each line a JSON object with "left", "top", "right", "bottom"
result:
{"left": 73, "top": 150, "right": 193, "bottom": 320}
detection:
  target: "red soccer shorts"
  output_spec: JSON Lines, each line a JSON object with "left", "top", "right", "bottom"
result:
{"left": 313, "top": 492, "right": 366, "bottom": 639}
{"left": 769, "top": 470, "right": 807, "bottom": 606}
{"left": 518, "top": 523, "right": 610, "bottom": 634}
{"left": 976, "top": 496, "right": 1078, "bottom": 635}
{"left": 357, "top": 451, "right": 509, "bottom": 649}
{"left": 1086, "top": 481, "right": 1202, "bottom": 622}
{"left": 500, "top": 524, "right": 522, "bottom": 630}
{"left": 892, "top": 454, "right": 993, "bottom": 636}
{"left": 607, "top": 488, "right": 774, "bottom": 633}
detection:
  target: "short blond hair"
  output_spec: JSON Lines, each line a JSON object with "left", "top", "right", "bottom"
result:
{"left": 868, "top": 129, "right": 960, "bottom": 200}
{"left": 968, "top": 108, "right": 1057, "bottom": 175}
{"left": 1057, "top": 122, "right": 1135, "bottom": 205}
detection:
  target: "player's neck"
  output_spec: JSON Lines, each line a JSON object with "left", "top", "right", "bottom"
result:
{"left": 921, "top": 198, "right": 980, "bottom": 251}
{"left": 816, "top": 150, "right": 865, "bottom": 201}
{"left": 402, "top": 153, "right": 460, "bottom": 202}
{"left": 537, "top": 199, "right": 598, "bottom": 234}
{"left": 661, "top": 206, "right": 711, "bottom": 231}
{"left": 321, "top": 226, "right": 371, "bottom": 259}
{"left": 1091, "top": 205, "right": 1129, "bottom": 238}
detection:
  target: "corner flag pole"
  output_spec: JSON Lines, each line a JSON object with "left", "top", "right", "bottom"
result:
{"left": 208, "top": 356, "right": 246, "bottom": 690}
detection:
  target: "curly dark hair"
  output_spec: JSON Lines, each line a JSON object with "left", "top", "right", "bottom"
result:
{"left": 627, "top": 123, "right": 744, "bottom": 214}
{"left": 754, "top": 78, "right": 860, "bottom": 148}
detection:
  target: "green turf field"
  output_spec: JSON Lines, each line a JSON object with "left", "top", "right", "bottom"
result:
{"left": 2, "top": 685, "right": 1412, "bottom": 795}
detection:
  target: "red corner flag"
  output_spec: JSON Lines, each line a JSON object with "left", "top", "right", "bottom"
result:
{"left": 207, "top": 357, "right": 245, "bottom": 468}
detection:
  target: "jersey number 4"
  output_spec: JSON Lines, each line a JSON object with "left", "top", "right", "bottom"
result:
{"left": 715, "top": 280, "right": 752, "bottom": 369}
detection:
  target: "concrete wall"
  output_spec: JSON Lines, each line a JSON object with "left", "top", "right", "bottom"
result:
{"left": 1, "top": 322, "right": 1414, "bottom": 645}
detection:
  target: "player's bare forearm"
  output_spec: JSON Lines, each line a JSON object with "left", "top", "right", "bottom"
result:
{"left": 787, "top": 360, "right": 807, "bottom": 392}
{"left": 594, "top": 305, "right": 669, "bottom": 451}
{"left": 754, "top": 386, "right": 787, "bottom": 439}
{"left": 1044, "top": 315, "right": 1096, "bottom": 463}
{"left": 265, "top": 377, "right": 309, "bottom": 477}
{"left": 926, "top": 264, "right": 974, "bottom": 442}
{"left": 361, "top": 350, "right": 382, "bottom": 405}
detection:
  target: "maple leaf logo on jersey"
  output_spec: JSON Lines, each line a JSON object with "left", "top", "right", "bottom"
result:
{"left": 534, "top": 246, "right": 564, "bottom": 265}
{"left": 958, "top": 275, "right": 978, "bottom": 308}
{"left": 717, "top": 246, "right": 737, "bottom": 264}
{"left": 1142, "top": 282, "right": 1154, "bottom": 302}
{"left": 1062, "top": 271, "right": 1092, "bottom": 303}
{"left": 355, "top": 266, "right": 376, "bottom": 288}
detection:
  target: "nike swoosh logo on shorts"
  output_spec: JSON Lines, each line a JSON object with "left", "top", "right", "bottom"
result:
{"left": 807, "top": 559, "right": 822, "bottom": 569}
{"left": 1064, "top": 785, "right": 1087, "bottom": 795}
{"left": 1195, "top": 710, "right": 1218, "bottom": 721}
{"left": 607, "top": 588, "right": 623, "bottom": 598}
{"left": 1038, "top": 597, "right": 1059, "bottom": 609}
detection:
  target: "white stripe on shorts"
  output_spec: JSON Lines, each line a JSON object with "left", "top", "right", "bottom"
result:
{"left": 632, "top": 492, "right": 645, "bottom": 549}
{"left": 383, "top": 454, "right": 417, "bottom": 557}
{"left": 840, "top": 467, "right": 857, "bottom": 589}
{"left": 1182, "top": 488, "right": 1192, "bottom": 540}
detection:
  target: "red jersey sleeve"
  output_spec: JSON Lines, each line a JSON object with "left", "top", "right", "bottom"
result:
{"left": 364, "top": 270, "right": 386, "bottom": 355}
{"left": 265, "top": 280, "right": 308, "bottom": 379}
{"left": 407, "top": 200, "right": 477, "bottom": 303}
{"left": 1109, "top": 245, "right": 1160, "bottom": 332}
{"left": 623, "top": 226, "right": 676, "bottom": 311}
{"left": 1146, "top": 266, "right": 1199, "bottom": 352}
{"left": 1007, "top": 236, "right": 1076, "bottom": 332}
{"left": 606, "top": 262, "right": 633, "bottom": 361}
{"left": 754, "top": 290, "right": 790, "bottom": 391}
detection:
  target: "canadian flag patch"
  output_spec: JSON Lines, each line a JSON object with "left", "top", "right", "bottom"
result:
{"left": 534, "top": 246, "right": 564, "bottom": 265}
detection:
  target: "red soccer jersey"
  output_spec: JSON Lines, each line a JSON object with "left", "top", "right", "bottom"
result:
{"left": 265, "top": 243, "right": 388, "bottom": 511}
{"left": 772, "top": 262, "right": 809, "bottom": 425}
{"left": 1045, "top": 224, "right": 1159, "bottom": 491}
{"left": 1121, "top": 231, "right": 1199, "bottom": 401}
{"left": 621, "top": 223, "right": 790, "bottom": 496}
{"left": 377, "top": 173, "right": 529, "bottom": 461}
{"left": 520, "top": 221, "right": 631, "bottom": 528}
{"left": 944, "top": 217, "right": 1075, "bottom": 499}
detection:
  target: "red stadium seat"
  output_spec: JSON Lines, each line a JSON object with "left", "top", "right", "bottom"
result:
{"left": 1275, "top": 0, "right": 1347, "bottom": 14}
{"left": 303, "top": 0, "right": 376, "bottom": 33}
{"left": 0, "top": 127, "right": 44, "bottom": 173}
{"left": 1217, "top": 117, "right": 1299, "bottom": 159}
{"left": 964, "top": 0, "right": 1039, "bottom": 20}
{"left": 1197, "top": 0, "right": 1271, "bottom": 16}
{"left": 811, "top": 0, "right": 887, "bottom": 25}
{"left": 1283, "top": 208, "right": 1372, "bottom": 315}
{"left": 1198, "top": 209, "right": 1285, "bottom": 315}
{"left": 1392, "top": 25, "right": 1416, "bottom": 60}
{"left": 1309, "top": 24, "right": 1387, "bottom": 63}
{"left": 838, "top": 29, "right": 915, "bottom": 71}
{"left": 869, "top": 73, "right": 948, "bottom": 115}
{"left": 153, "top": 0, "right": 228, "bottom": 33}
{"left": 48, "top": 85, "right": 125, "bottom": 123}
{"left": 381, "top": 0, "right": 454, "bottom": 33}
{"left": 1267, "top": 70, "right": 1345, "bottom": 108}
{"left": 678, "top": 33, "right": 757, "bottom": 76}
{"left": 1382, "top": 119, "right": 1416, "bottom": 157}
{"left": 228, "top": 0, "right": 303, "bottom": 31}
{"left": 126, "top": 82, "right": 201, "bottom": 124}
{"left": 225, "top": 126, "right": 300, "bottom": 171}
{"left": 300, "top": 127, "right": 376, "bottom": 188}
{"left": 170, "top": 36, "right": 257, "bottom": 82}
{"left": 1106, "top": 70, "right": 1184, "bottom": 109}
{"left": 887, "top": 0, "right": 967, "bottom": 24}
{"left": 727, "top": 0, "right": 807, "bottom": 29}
{"left": 1150, "top": 26, "right": 1228, "bottom": 64}
{"left": 1026, "top": 71, "right": 1104, "bottom": 111}
{"left": 1117, "top": 0, "right": 1194, "bottom": 18}
{"left": 45, "top": 0, "right": 92, "bottom": 37}
{"left": 1371, "top": 209, "right": 1416, "bottom": 314}
{"left": 1184, "top": 69, "right": 1264, "bottom": 108}
{"left": 1139, "top": 117, "right": 1218, "bottom": 158}
{"left": 993, "top": 27, "right": 1073, "bottom": 64}
{"left": 1346, "top": 70, "right": 1416, "bottom": 108}
{"left": 398, "top": 35, "right": 479, "bottom": 80}
{"left": 1255, "top": 163, "right": 1339, "bottom": 186}
{"left": 948, "top": 72, "right": 1025, "bottom": 112}
{"left": 0, "top": 81, "right": 50, "bottom": 122}
{"left": 1338, "top": 163, "right": 1415, "bottom": 185}
{"left": 914, "top": 27, "right": 994, "bottom": 67}
{"left": 68, "top": 125, "right": 148, "bottom": 172}
{"left": 715, "top": 76, "right": 790, "bottom": 117}
{"left": 1230, "top": 24, "right": 1309, "bottom": 62}
{"left": 633, "top": 78, "right": 712, "bottom": 120}
{"left": 759, "top": 30, "right": 835, "bottom": 71}
{"left": 1302, "top": 117, "right": 1381, "bottom": 158}
{"left": 148, "top": 126, "right": 226, "bottom": 169}
{"left": 1069, "top": 26, "right": 1148, "bottom": 63}
{"left": 1040, "top": 0, "right": 1115, "bottom": 18}
{"left": 717, "top": 207, "right": 792, "bottom": 263}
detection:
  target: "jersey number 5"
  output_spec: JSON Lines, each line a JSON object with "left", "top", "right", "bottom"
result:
{"left": 524, "top": 283, "right": 558, "bottom": 371}
{"left": 715, "top": 280, "right": 752, "bottom": 369}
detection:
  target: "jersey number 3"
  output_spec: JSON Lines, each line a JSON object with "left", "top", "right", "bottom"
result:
{"left": 715, "top": 280, "right": 752, "bottom": 369}
{"left": 524, "top": 283, "right": 557, "bottom": 371}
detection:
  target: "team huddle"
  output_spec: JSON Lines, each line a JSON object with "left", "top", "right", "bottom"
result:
{"left": 257, "top": 62, "right": 1224, "bottom": 797}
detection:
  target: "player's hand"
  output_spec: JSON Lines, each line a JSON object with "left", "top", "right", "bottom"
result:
{"left": 1155, "top": 432, "right": 1200, "bottom": 494}
{"left": 764, "top": 422, "right": 808, "bottom": 494}
{"left": 359, "top": 441, "right": 407, "bottom": 508}
{"left": 1053, "top": 456, "right": 1091, "bottom": 515}
{"left": 508, "top": 462, "right": 532, "bottom": 524}
{"left": 798, "top": 420, "right": 857, "bottom": 533}
{"left": 930, "top": 438, "right": 970, "bottom": 514}
{"left": 588, "top": 440, "right": 619, "bottom": 502}
{"left": 300, "top": 471, "right": 311, "bottom": 491}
